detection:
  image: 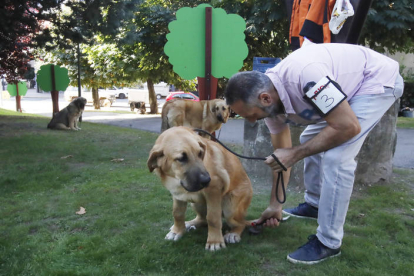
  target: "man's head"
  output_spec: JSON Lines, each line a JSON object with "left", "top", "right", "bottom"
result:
{"left": 225, "top": 71, "right": 281, "bottom": 122}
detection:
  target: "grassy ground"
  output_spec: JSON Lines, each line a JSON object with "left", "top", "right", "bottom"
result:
{"left": 1, "top": 108, "right": 413, "bottom": 276}
{"left": 397, "top": 117, "right": 414, "bottom": 128}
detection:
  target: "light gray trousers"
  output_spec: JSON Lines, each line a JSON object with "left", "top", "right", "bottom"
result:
{"left": 300, "top": 75, "right": 404, "bottom": 249}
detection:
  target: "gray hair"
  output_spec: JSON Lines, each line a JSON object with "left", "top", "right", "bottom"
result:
{"left": 225, "top": 71, "right": 274, "bottom": 105}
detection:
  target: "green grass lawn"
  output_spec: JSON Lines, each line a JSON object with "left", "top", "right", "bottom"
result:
{"left": 397, "top": 117, "right": 414, "bottom": 128}
{"left": 1, "top": 108, "right": 414, "bottom": 276}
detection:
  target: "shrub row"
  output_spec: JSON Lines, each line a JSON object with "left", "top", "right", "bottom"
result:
{"left": 401, "top": 81, "right": 414, "bottom": 109}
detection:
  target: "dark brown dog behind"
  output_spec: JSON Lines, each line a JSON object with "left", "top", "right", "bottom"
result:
{"left": 148, "top": 126, "right": 253, "bottom": 251}
{"left": 47, "top": 97, "right": 87, "bottom": 130}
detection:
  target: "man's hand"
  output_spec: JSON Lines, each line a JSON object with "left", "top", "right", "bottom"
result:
{"left": 252, "top": 206, "right": 283, "bottom": 228}
{"left": 265, "top": 148, "right": 298, "bottom": 172}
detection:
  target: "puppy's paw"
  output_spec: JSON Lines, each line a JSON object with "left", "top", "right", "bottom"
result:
{"left": 224, "top": 233, "right": 241, "bottom": 244}
{"left": 185, "top": 223, "right": 197, "bottom": 232}
{"left": 165, "top": 231, "right": 183, "bottom": 241}
{"left": 205, "top": 241, "right": 226, "bottom": 251}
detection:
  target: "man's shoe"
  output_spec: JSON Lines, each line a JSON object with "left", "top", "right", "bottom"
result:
{"left": 282, "top": 202, "right": 318, "bottom": 219}
{"left": 287, "top": 235, "right": 341, "bottom": 265}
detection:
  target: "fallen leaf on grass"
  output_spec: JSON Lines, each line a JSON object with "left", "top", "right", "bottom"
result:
{"left": 76, "top": 207, "right": 86, "bottom": 215}
{"left": 111, "top": 158, "right": 124, "bottom": 163}
{"left": 61, "top": 155, "right": 73, "bottom": 159}
{"left": 358, "top": 213, "right": 365, "bottom": 218}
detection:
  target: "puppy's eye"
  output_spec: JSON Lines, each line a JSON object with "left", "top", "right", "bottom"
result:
{"left": 198, "top": 151, "right": 203, "bottom": 158}
{"left": 222, "top": 107, "right": 226, "bottom": 111}
{"left": 176, "top": 153, "right": 188, "bottom": 163}
{"left": 216, "top": 106, "right": 219, "bottom": 111}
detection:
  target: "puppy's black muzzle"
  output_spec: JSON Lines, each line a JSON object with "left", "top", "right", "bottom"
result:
{"left": 217, "top": 114, "right": 224, "bottom": 123}
{"left": 181, "top": 167, "right": 211, "bottom": 192}
{"left": 199, "top": 172, "right": 211, "bottom": 188}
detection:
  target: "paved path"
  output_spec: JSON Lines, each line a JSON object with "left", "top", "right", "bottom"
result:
{"left": 1, "top": 88, "right": 413, "bottom": 169}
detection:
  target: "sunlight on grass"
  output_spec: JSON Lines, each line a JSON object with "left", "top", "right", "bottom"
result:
{"left": 0, "top": 107, "right": 45, "bottom": 117}
{"left": 1, "top": 113, "right": 413, "bottom": 275}
{"left": 397, "top": 117, "right": 414, "bottom": 128}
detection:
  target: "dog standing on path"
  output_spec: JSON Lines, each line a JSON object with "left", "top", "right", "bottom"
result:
{"left": 147, "top": 126, "right": 253, "bottom": 251}
{"left": 161, "top": 99, "right": 230, "bottom": 133}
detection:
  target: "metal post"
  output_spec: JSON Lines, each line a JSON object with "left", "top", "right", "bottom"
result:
{"left": 77, "top": 42, "right": 82, "bottom": 122}
{"left": 204, "top": 7, "right": 212, "bottom": 100}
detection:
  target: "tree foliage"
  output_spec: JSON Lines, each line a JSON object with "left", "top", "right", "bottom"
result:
{"left": 6, "top": 0, "right": 413, "bottom": 104}
{"left": 111, "top": 1, "right": 196, "bottom": 113}
{"left": 360, "top": 0, "right": 414, "bottom": 54}
{"left": 0, "top": 0, "right": 63, "bottom": 83}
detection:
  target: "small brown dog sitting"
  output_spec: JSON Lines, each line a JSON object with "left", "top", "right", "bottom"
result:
{"left": 47, "top": 97, "right": 87, "bottom": 130}
{"left": 147, "top": 126, "right": 253, "bottom": 251}
{"left": 161, "top": 98, "right": 230, "bottom": 134}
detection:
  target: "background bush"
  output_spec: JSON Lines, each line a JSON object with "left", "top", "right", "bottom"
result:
{"left": 401, "top": 81, "right": 414, "bottom": 109}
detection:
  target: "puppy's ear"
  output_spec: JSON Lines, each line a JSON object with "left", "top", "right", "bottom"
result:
{"left": 198, "top": 141, "right": 207, "bottom": 160}
{"left": 210, "top": 101, "right": 217, "bottom": 113}
{"left": 147, "top": 147, "right": 163, "bottom": 172}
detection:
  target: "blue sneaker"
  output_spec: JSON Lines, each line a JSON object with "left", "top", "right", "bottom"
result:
{"left": 287, "top": 235, "right": 341, "bottom": 265}
{"left": 282, "top": 202, "right": 318, "bottom": 219}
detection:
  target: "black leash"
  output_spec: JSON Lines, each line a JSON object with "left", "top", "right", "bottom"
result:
{"left": 193, "top": 128, "right": 287, "bottom": 204}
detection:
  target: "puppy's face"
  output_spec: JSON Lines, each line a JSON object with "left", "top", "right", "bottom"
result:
{"left": 212, "top": 100, "right": 230, "bottom": 123}
{"left": 148, "top": 127, "right": 211, "bottom": 192}
{"left": 73, "top": 97, "right": 87, "bottom": 110}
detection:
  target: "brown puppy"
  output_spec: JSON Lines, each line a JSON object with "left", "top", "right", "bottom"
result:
{"left": 147, "top": 126, "right": 252, "bottom": 251}
{"left": 47, "top": 97, "right": 87, "bottom": 130}
{"left": 161, "top": 98, "right": 230, "bottom": 133}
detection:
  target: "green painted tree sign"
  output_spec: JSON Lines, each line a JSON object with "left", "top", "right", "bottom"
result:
{"left": 36, "top": 64, "right": 70, "bottom": 113}
{"left": 37, "top": 64, "right": 70, "bottom": 92}
{"left": 7, "top": 81, "right": 28, "bottom": 97}
{"left": 7, "top": 81, "right": 28, "bottom": 112}
{"left": 164, "top": 4, "right": 248, "bottom": 80}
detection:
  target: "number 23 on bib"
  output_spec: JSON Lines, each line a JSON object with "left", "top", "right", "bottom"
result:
{"left": 304, "top": 76, "right": 347, "bottom": 116}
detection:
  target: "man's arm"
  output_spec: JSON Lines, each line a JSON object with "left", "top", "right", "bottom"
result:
{"left": 265, "top": 100, "right": 361, "bottom": 172}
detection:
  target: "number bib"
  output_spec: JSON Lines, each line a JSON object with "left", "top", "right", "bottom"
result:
{"left": 303, "top": 76, "right": 347, "bottom": 116}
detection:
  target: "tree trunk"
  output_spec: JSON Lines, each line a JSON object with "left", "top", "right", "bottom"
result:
{"left": 92, "top": 87, "right": 100, "bottom": 110}
{"left": 15, "top": 96, "right": 22, "bottom": 112}
{"left": 51, "top": 90, "right": 59, "bottom": 113}
{"left": 15, "top": 84, "right": 22, "bottom": 112}
{"left": 197, "top": 76, "right": 218, "bottom": 100}
{"left": 147, "top": 78, "right": 157, "bottom": 114}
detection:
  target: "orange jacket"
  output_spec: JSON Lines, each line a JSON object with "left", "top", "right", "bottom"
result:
{"left": 289, "top": 0, "right": 336, "bottom": 50}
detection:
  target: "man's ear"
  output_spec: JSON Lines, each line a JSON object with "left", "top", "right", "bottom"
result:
{"left": 147, "top": 147, "right": 163, "bottom": 172}
{"left": 258, "top": 93, "right": 273, "bottom": 106}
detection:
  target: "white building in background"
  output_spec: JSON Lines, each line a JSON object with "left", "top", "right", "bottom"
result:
{"left": 387, "top": 52, "right": 414, "bottom": 78}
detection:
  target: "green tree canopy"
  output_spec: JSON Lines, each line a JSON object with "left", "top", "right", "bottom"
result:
{"left": 36, "top": 64, "right": 70, "bottom": 92}
{"left": 7, "top": 81, "right": 28, "bottom": 96}
{"left": 164, "top": 4, "right": 248, "bottom": 80}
